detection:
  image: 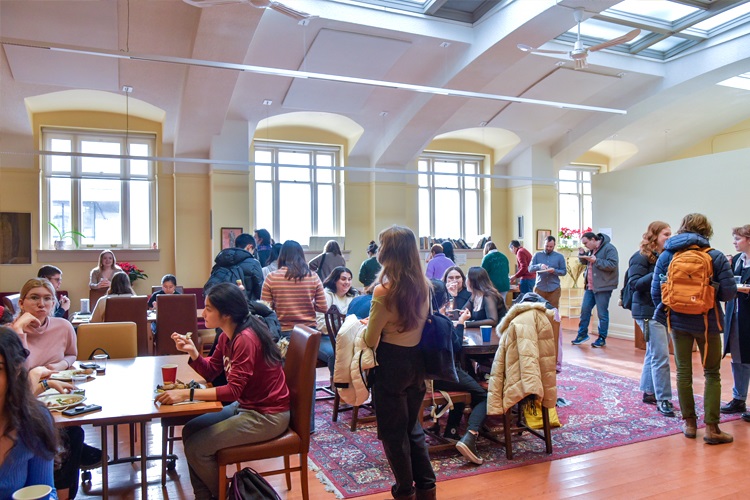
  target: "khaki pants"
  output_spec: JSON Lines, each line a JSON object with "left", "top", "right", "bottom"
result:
{"left": 534, "top": 287, "right": 562, "bottom": 371}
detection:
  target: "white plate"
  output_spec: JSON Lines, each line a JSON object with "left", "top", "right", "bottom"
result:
{"left": 38, "top": 393, "right": 86, "bottom": 411}
{"left": 50, "top": 369, "right": 96, "bottom": 381}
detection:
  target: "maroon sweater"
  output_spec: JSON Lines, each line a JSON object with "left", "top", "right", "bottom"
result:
{"left": 190, "top": 328, "right": 289, "bottom": 414}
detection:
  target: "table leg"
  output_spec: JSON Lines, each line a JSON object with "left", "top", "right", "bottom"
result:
{"left": 140, "top": 421, "right": 148, "bottom": 499}
{"left": 100, "top": 425, "right": 108, "bottom": 498}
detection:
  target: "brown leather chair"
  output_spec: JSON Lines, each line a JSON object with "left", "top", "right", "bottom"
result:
{"left": 324, "top": 305, "right": 375, "bottom": 431}
{"left": 89, "top": 287, "right": 107, "bottom": 310}
{"left": 216, "top": 325, "right": 321, "bottom": 499}
{"left": 154, "top": 294, "right": 198, "bottom": 355}
{"left": 104, "top": 295, "right": 150, "bottom": 356}
{"left": 182, "top": 287, "right": 206, "bottom": 330}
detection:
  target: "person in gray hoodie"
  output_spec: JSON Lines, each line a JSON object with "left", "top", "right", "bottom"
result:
{"left": 572, "top": 231, "right": 619, "bottom": 348}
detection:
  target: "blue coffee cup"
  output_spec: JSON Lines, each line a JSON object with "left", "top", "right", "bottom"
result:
{"left": 480, "top": 325, "right": 492, "bottom": 342}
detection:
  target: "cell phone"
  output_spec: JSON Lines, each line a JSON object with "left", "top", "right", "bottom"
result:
{"left": 62, "top": 404, "right": 102, "bottom": 417}
{"left": 79, "top": 362, "right": 98, "bottom": 370}
{"left": 447, "top": 309, "right": 460, "bottom": 321}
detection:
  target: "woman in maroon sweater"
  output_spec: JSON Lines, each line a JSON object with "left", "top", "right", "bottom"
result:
{"left": 155, "top": 283, "right": 289, "bottom": 500}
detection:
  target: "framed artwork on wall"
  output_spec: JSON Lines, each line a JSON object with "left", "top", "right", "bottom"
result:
{"left": 0, "top": 212, "right": 32, "bottom": 264}
{"left": 221, "top": 227, "right": 243, "bottom": 249}
{"left": 536, "top": 229, "right": 551, "bottom": 250}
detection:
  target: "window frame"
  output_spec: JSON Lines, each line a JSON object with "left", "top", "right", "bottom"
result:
{"left": 557, "top": 165, "right": 598, "bottom": 235}
{"left": 42, "top": 127, "right": 157, "bottom": 250}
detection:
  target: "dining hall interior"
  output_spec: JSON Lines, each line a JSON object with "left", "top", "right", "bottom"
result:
{"left": 1, "top": 0, "right": 750, "bottom": 498}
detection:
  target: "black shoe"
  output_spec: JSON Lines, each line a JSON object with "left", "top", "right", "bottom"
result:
{"left": 657, "top": 400, "right": 675, "bottom": 417}
{"left": 80, "top": 443, "right": 108, "bottom": 470}
{"left": 741, "top": 412, "right": 750, "bottom": 423}
{"left": 456, "top": 432, "right": 483, "bottom": 465}
{"left": 443, "top": 424, "right": 460, "bottom": 441}
{"left": 642, "top": 393, "right": 657, "bottom": 405}
{"left": 571, "top": 333, "right": 590, "bottom": 345}
{"left": 592, "top": 337, "right": 606, "bottom": 348}
{"left": 720, "top": 398, "right": 746, "bottom": 414}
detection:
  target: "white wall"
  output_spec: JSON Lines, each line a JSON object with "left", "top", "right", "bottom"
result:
{"left": 593, "top": 147, "right": 750, "bottom": 339}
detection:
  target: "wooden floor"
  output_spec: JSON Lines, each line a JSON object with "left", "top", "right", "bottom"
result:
{"left": 75, "top": 326, "right": 750, "bottom": 499}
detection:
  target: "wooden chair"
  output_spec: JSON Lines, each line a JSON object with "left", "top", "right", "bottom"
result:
{"left": 324, "top": 305, "right": 375, "bottom": 431}
{"left": 216, "top": 325, "right": 321, "bottom": 499}
{"left": 56, "top": 290, "right": 69, "bottom": 319}
{"left": 104, "top": 295, "right": 150, "bottom": 355}
{"left": 89, "top": 287, "right": 107, "bottom": 310}
{"left": 76, "top": 322, "right": 137, "bottom": 360}
{"left": 154, "top": 294, "right": 198, "bottom": 355}
{"left": 183, "top": 287, "right": 207, "bottom": 330}
{"left": 419, "top": 388, "right": 472, "bottom": 452}
{"left": 482, "top": 402, "right": 553, "bottom": 460}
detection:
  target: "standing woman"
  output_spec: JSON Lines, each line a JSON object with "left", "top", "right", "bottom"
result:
{"left": 0, "top": 328, "right": 60, "bottom": 500}
{"left": 628, "top": 221, "right": 674, "bottom": 417}
{"left": 364, "top": 225, "right": 436, "bottom": 500}
{"left": 89, "top": 272, "right": 135, "bottom": 323}
{"left": 721, "top": 224, "right": 750, "bottom": 419}
{"left": 358, "top": 241, "right": 381, "bottom": 288}
{"left": 155, "top": 283, "right": 289, "bottom": 500}
{"left": 89, "top": 249, "right": 122, "bottom": 290}
{"left": 457, "top": 267, "right": 502, "bottom": 329}
{"left": 308, "top": 240, "right": 346, "bottom": 280}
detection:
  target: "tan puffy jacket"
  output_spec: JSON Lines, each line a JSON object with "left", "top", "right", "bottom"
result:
{"left": 487, "top": 302, "right": 557, "bottom": 415}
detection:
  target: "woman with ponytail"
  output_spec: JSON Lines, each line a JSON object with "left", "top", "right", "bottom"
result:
{"left": 155, "top": 283, "right": 289, "bottom": 500}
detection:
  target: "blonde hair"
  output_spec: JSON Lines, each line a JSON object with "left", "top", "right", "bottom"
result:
{"left": 639, "top": 221, "right": 670, "bottom": 264}
{"left": 377, "top": 225, "right": 429, "bottom": 331}
{"left": 732, "top": 224, "right": 750, "bottom": 239}
{"left": 20, "top": 278, "right": 56, "bottom": 300}
{"left": 97, "top": 249, "right": 121, "bottom": 272}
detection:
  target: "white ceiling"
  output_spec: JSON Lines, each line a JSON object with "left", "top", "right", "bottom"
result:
{"left": 1, "top": 0, "right": 750, "bottom": 173}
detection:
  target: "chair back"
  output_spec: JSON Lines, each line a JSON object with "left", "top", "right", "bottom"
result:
{"left": 182, "top": 288, "right": 205, "bottom": 309}
{"left": 154, "top": 294, "right": 198, "bottom": 355}
{"left": 287, "top": 326, "right": 322, "bottom": 450}
{"left": 104, "top": 295, "right": 150, "bottom": 356}
{"left": 324, "top": 305, "right": 347, "bottom": 351}
{"left": 151, "top": 285, "right": 185, "bottom": 295}
{"left": 89, "top": 287, "right": 107, "bottom": 309}
{"left": 76, "top": 321, "right": 138, "bottom": 360}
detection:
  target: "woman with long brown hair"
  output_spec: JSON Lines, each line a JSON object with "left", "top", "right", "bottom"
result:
{"left": 89, "top": 249, "right": 122, "bottom": 290}
{"left": 627, "top": 221, "right": 674, "bottom": 417}
{"left": 364, "top": 225, "right": 436, "bottom": 500}
{"left": 457, "top": 266, "right": 503, "bottom": 329}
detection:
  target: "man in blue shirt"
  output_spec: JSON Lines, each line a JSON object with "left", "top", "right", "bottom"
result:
{"left": 529, "top": 236, "right": 567, "bottom": 372}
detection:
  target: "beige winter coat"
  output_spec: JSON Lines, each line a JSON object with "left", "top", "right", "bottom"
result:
{"left": 487, "top": 302, "right": 557, "bottom": 415}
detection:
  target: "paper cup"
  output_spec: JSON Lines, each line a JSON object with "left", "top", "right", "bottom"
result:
{"left": 735, "top": 276, "right": 742, "bottom": 285}
{"left": 93, "top": 353, "right": 108, "bottom": 374}
{"left": 161, "top": 364, "right": 178, "bottom": 384}
{"left": 12, "top": 485, "right": 52, "bottom": 500}
{"left": 480, "top": 325, "right": 492, "bottom": 342}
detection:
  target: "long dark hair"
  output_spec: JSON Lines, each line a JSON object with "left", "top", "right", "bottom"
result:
{"left": 205, "top": 283, "right": 282, "bottom": 366}
{"left": 441, "top": 265, "right": 467, "bottom": 293}
{"left": 109, "top": 271, "right": 134, "bottom": 295}
{"left": 0, "top": 327, "right": 59, "bottom": 459}
{"left": 267, "top": 242, "right": 283, "bottom": 267}
{"left": 324, "top": 240, "right": 342, "bottom": 256}
{"left": 442, "top": 241, "right": 455, "bottom": 262}
{"left": 466, "top": 266, "right": 501, "bottom": 303}
{"left": 323, "top": 266, "right": 358, "bottom": 297}
{"left": 278, "top": 240, "right": 312, "bottom": 281}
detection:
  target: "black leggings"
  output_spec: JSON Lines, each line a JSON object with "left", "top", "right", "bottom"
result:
{"left": 55, "top": 426, "right": 84, "bottom": 498}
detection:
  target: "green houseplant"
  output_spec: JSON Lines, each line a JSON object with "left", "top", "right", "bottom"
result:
{"left": 48, "top": 221, "right": 87, "bottom": 249}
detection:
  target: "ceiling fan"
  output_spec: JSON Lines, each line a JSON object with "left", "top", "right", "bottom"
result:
{"left": 517, "top": 8, "right": 640, "bottom": 69}
{"left": 182, "top": 0, "right": 315, "bottom": 24}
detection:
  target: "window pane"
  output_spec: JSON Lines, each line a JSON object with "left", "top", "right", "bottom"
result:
{"left": 583, "top": 195, "right": 592, "bottom": 230}
{"left": 278, "top": 183, "right": 311, "bottom": 244}
{"left": 49, "top": 178, "right": 72, "bottom": 245}
{"left": 81, "top": 179, "right": 122, "bottom": 245}
{"left": 49, "top": 139, "right": 71, "bottom": 173}
{"left": 255, "top": 182, "right": 274, "bottom": 232}
{"left": 559, "top": 180, "right": 577, "bottom": 194}
{"left": 464, "top": 163, "right": 476, "bottom": 189}
{"left": 419, "top": 188, "right": 430, "bottom": 237}
{"left": 582, "top": 180, "right": 591, "bottom": 195}
{"left": 464, "top": 190, "right": 479, "bottom": 244}
{"left": 279, "top": 151, "right": 309, "bottom": 165}
{"left": 559, "top": 194, "right": 579, "bottom": 231}
{"left": 434, "top": 190, "right": 460, "bottom": 238}
{"left": 82, "top": 140, "right": 121, "bottom": 175}
{"left": 129, "top": 180, "right": 150, "bottom": 245}
{"left": 278, "top": 166, "right": 310, "bottom": 182}
{"left": 317, "top": 185, "right": 334, "bottom": 235}
{"left": 129, "top": 143, "right": 150, "bottom": 177}
{"left": 559, "top": 170, "right": 576, "bottom": 181}
{"left": 434, "top": 161, "right": 458, "bottom": 188}
{"left": 316, "top": 166, "right": 333, "bottom": 184}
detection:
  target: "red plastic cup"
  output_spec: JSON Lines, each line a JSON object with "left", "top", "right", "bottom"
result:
{"left": 161, "top": 364, "right": 178, "bottom": 385}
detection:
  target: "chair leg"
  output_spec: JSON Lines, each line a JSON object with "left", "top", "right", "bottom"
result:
{"left": 542, "top": 406, "right": 553, "bottom": 454}
{"left": 284, "top": 455, "right": 292, "bottom": 490}
{"left": 235, "top": 462, "right": 242, "bottom": 472}
{"left": 113, "top": 425, "right": 119, "bottom": 461}
{"left": 130, "top": 423, "right": 136, "bottom": 457}
{"left": 161, "top": 424, "right": 168, "bottom": 486}
{"left": 503, "top": 412, "right": 513, "bottom": 460}
{"left": 218, "top": 464, "right": 228, "bottom": 499}
{"left": 300, "top": 452, "right": 309, "bottom": 500}
{"left": 350, "top": 405, "right": 359, "bottom": 432}
{"left": 332, "top": 389, "right": 340, "bottom": 422}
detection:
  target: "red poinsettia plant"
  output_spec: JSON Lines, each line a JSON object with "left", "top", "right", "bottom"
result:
{"left": 558, "top": 227, "right": 593, "bottom": 240}
{"left": 119, "top": 262, "right": 148, "bottom": 284}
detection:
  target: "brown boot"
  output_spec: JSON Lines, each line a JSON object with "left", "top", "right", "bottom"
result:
{"left": 391, "top": 486, "right": 416, "bottom": 500}
{"left": 683, "top": 417, "right": 697, "bottom": 438}
{"left": 415, "top": 486, "right": 437, "bottom": 500}
{"left": 704, "top": 423, "right": 733, "bottom": 444}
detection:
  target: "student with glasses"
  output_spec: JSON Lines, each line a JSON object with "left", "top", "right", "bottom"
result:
{"left": 37, "top": 265, "right": 69, "bottom": 318}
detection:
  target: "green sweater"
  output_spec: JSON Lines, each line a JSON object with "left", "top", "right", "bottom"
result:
{"left": 358, "top": 256, "right": 381, "bottom": 287}
{"left": 481, "top": 250, "right": 511, "bottom": 293}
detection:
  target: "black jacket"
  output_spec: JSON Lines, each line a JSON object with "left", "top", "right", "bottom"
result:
{"left": 627, "top": 250, "right": 658, "bottom": 320}
{"left": 212, "top": 247, "right": 264, "bottom": 301}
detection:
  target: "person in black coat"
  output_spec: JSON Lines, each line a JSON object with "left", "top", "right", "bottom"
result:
{"left": 627, "top": 221, "right": 674, "bottom": 417}
{"left": 209, "top": 233, "right": 264, "bottom": 301}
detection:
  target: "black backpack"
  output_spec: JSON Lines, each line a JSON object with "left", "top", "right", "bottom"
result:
{"left": 204, "top": 263, "right": 245, "bottom": 297}
{"left": 619, "top": 268, "right": 634, "bottom": 311}
{"left": 228, "top": 466, "right": 280, "bottom": 500}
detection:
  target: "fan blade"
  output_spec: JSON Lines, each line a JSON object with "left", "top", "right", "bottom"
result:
{"left": 588, "top": 29, "right": 641, "bottom": 53}
{"left": 269, "top": 1, "right": 313, "bottom": 20}
{"left": 517, "top": 44, "right": 567, "bottom": 55}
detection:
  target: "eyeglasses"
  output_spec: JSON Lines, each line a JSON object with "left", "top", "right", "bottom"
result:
{"left": 48, "top": 277, "right": 62, "bottom": 283}
{"left": 25, "top": 295, "right": 56, "bottom": 304}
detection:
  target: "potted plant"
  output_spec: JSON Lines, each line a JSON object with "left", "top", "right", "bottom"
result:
{"left": 48, "top": 222, "right": 87, "bottom": 249}
{"left": 119, "top": 262, "right": 148, "bottom": 285}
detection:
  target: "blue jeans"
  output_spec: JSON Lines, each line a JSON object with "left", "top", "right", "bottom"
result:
{"left": 519, "top": 278, "right": 535, "bottom": 294}
{"left": 577, "top": 290, "right": 612, "bottom": 338}
{"left": 731, "top": 362, "right": 750, "bottom": 400}
{"left": 318, "top": 335, "right": 335, "bottom": 377}
{"left": 637, "top": 319, "right": 672, "bottom": 400}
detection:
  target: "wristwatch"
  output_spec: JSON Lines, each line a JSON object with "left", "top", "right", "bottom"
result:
{"left": 41, "top": 379, "right": 50, "bottom": 391}
{"left": 189, "top": 387, "right": 195, "bottom": 402}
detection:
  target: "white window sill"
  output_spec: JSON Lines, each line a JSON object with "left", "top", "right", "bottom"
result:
{"left": 37, "top": 249, "right": 160, "bottom": 263}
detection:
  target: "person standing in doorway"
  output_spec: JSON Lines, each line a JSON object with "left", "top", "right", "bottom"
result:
{"left": 529, "top": 236, "right": 567, "bottom": 372}
{"left": 509, "top": 240, "right": 535, "bottom": 294}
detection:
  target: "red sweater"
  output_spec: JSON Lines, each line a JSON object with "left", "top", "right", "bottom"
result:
{"left": 511, "top": 247, "right": 536, "bottom": 281}
{"left": 190, "top": 328, "right": 289, "bottom": 414}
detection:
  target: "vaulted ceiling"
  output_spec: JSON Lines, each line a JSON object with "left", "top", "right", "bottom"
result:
{"left": 2, "top": 0, "right": 750, "bottom": 175}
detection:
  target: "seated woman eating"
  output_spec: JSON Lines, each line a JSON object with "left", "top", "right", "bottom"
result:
{"left": 316, "top": 266, "right": 358, "bottom": 376}
{"left": 89, "top": 272, "right": 135, "bottom": 323}
{"left": 155, "top": 283, "right": 289, "bottom": 500}
{"left": 457, "top": 267, "right": 503, "bottom": 329}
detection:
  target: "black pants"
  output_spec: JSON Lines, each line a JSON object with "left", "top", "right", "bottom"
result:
{"left": 55, "top": 426, "right": 84, "bottom": 498}
{"left": 434, "top": 367, "right": 488, "bottom": 432}
{"left": 371, "top": 342, "right": 436, "bottom": 496}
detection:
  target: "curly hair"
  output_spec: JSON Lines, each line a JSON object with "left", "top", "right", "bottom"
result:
{"left": 639, "top": 221, "right": 670, "bottom": 263}
{"left": 322, "top": 266, "right": 358, "bottom": 297}
{"left": 677, "top": 213, "right": 713, "bottom": 239}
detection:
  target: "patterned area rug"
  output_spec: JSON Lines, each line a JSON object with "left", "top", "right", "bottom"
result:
{"left": 308, "top": 362, "right": 739, "bottom": 498}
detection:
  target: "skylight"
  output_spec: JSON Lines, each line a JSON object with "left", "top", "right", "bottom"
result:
{"left": 609, "top": 0, "right": 700, "bottom": 23}
{"left": 718, "top": 72, "right": 750, "bottom": 91}
{"left": 692, "top": 2, "right": 750, "bottom": 31}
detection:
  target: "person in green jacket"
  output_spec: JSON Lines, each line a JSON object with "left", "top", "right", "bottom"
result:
{"left": 358, "top": 240, "right": 381, "bottom": 288}
{"left": 481, "top": 241, "right": 510, "bottom": 299}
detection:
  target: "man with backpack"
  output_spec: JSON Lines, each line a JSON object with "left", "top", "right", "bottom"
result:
{"left": 571, "top": 231, "right": 619, "bottom": 348}
{"left": 651, "top": 213, "right": 737, "bottom": 444}
{"left": 205, "top": 233, "right": 264, "bottom": 302}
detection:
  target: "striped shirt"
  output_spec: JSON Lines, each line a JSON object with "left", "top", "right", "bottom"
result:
{"left": 261, "top": 268, "right": 328, "bottom": 331}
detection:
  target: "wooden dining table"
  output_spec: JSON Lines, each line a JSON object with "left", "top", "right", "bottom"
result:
{"left": 48, "top": 354, "right": 222, "bottom": 498}
{"left": 460, "top": 326, "right": 500, "bottom": 377}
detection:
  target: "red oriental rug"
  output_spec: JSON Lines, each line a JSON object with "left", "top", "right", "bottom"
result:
{"left": 308, "top": 362, "right": 739, "bottom": 498}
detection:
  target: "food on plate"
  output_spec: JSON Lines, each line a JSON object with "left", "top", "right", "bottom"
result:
{"left": 74, "top": 368, "right": 95, "bottom": 376}
{"left": 37, "top": 393, "right": 86, "bottom": 410}
{"left": 185, "top": 332, "right": 193, "bottom": 340}
{"left": 50, "top": 368, "right": 95, "bottom": 380}
{"left": 156, "top": 379, "right": 201, "bottom": 392}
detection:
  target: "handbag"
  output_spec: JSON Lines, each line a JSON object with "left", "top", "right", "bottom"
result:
{"left": 227, "top": 466, "right": 281, "bottom": 500}
{"left": 522, "top": 398, "right": 561, "bottom": 429}
{"left": 418, "top": 292, "right": 459, "bottom": 383}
